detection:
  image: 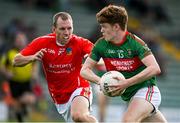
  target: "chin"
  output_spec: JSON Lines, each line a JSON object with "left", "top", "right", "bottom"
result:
{"left": 104, "top": 37, "right": 108, "bottom": 40}
{"left": 104, "top": 36, "right": 110, "bottom": 41}
{"left": 105, "top": 38, "right": 111, "bottom": 41}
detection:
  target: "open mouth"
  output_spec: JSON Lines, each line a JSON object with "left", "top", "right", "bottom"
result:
{"left": 64, "top": 36, "right": 69, "bottom": 40}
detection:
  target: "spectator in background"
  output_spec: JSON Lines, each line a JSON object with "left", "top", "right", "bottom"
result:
{"left": 2, "top": 17, "right": 39, "bottom": 56}
{"left": 3, "top": 18, "right": 26, "bottom": 42}
{"left": 0, "top": 32, "right": 37, "bottom": 122}
{"left": 2, "top": 18, "right": 26, "bottom": 53}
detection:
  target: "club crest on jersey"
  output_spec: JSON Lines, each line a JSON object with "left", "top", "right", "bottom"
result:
{"left": 127, "top": 49, "right": 132, "bottom": 56}
{"left": 66, "top": 47, "right": 72, "bottom": 55}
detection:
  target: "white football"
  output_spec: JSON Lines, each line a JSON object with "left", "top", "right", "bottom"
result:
{"left": 99, "top": 71, "right": 125, "bottom": 97}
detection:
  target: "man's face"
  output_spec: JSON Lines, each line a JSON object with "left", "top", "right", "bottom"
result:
{"left": 53, "top": 17, "right": 73, "bottom": 45}
{"left": 100, "top": 23, "right": 116, "bottom": 41}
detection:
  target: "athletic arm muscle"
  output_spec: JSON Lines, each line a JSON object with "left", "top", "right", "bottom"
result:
{"left": 80, "top": 57, "right": 101, "bottom": 85}
{"left": 126, "top": 54, "right": 161, "bottom": 87}
{"left": 13, "top": 53, "right": 35, "bottom": 67}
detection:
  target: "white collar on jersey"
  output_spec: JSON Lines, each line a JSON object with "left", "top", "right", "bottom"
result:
{"left": 56, "top": 40, "right": 65, "bottom": 46}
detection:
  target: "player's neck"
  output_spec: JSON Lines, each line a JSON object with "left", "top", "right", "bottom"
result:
{"left": 111, "top": 30, "right": 126, "bottom": 44}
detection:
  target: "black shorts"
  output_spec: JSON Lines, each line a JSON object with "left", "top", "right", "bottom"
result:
{"left": 9, "top": 80, "right": 32, "bottom": 99}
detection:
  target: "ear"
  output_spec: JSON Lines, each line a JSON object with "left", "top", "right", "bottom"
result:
{"left": 113, "top": 23, "right": 120, "bottom": 30}
{"left": 52, "top": 26, "right": 55, "bottom": 33}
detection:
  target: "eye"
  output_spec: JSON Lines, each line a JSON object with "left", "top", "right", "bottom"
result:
{"left": 59, "top": 27, "right": 65, "bottom": 31}
{"left": 67, "top": 27, "right": 72, "bottom": 31}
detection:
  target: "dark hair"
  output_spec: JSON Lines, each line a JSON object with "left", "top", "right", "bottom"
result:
{"left": 53, "top": 12, "right": 72, "bottom": 27}
{"left": 96, "top": 5, "right": 128, "bottom": 31}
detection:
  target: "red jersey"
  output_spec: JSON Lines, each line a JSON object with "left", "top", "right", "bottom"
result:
{"left": 21, "top": 33, "right": 93, "bottom": 104}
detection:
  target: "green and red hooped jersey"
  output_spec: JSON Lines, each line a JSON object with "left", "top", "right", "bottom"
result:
{"left": 90, "top": 31, "right": 157, "bottom": 101}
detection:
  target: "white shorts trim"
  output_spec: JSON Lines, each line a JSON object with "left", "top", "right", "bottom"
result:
{"left": 55, "top": 87, "right": 93, "bottom": 122}
{"left": 132, "top": 86, "right": 161, "bottom": 111}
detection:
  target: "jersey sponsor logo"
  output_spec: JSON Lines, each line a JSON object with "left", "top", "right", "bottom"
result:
{"left": 47, "top": 69, "right": 71, "bottom": 74}
{"left": 127, "top": 49, "right": 132, "bottom": 56}
{"left": 49, "top": 63, "right": 73, "bottom": 69}
{"left": 104, "top": 56, "right": 143, "bottom": 71}
{"left": 47, "top": 63, "right": 75, "bottom": 74}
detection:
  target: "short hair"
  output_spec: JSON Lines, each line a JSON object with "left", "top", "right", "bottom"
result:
{"left": 96, "top": 5, "right": 128, "bottom": 31}
{"left": 53, "top": 12, "right": 72, "bottom": 27}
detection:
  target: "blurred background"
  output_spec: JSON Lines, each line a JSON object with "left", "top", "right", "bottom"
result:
{"left": 0, "top": 0, "right": 179, "bottom": 122}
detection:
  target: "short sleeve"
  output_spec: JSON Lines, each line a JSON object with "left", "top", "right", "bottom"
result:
{"left": 133, "top": 35, "right": 152, "bottom": 59}
{"left": 21, "top": 38, "right": 41, "bottom": 56}
{"left": 90, "top": 42, "right": 101, "bottom": 62}
{"left": 80, "top": 38, "right": 94, "bottom": 56}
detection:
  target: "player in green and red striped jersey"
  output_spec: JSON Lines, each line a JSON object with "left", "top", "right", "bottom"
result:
{"left": 13, "top": 12, "right": 97, "bottom": 122}
{"left": 81, "top": 5, "right": 167, "bottom": 122}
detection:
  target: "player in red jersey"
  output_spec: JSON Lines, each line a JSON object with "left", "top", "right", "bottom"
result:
{"left": 81, "top": 5, "right": 167, "bottom": 122}
{"left": 13, "top": 12, "right": 98, "bottom": 122}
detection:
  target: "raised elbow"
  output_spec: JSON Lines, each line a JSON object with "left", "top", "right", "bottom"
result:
{"left": 154, "top": 65, "right": 161, "bottom": 75}
{"left": 157, "top": 67, "right": 161, "bottom": 75}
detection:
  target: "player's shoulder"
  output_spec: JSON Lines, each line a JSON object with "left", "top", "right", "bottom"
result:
{"left": 33, "top": 33, "right": 55, "bottom": 42}
{"left": 70, "top": 34, "right": 93, "bottom": 47}
{"left": 94, "top": 37, "right": 107, "bottom": 46}
{"left": 127, "top": 32, "right": 145, "bottom": 45}
{"left": 71, "top": 34, "right": 89, "bottom": 42}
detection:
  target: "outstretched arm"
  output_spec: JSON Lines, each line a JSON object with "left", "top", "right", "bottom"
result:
{"left": 13, "top": 49, "right": 46, "bottom": 67}
{"left": 80, "top": 57, "right": 101, "bottom": 85}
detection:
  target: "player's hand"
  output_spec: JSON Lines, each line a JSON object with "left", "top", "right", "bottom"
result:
{"left": 33, "top": 49, "right": 47, "bottom": 61}
{"left": 96, "top": 81, "right": 102, "bottom": 91}
{"left": 99, "top": 84, "right": 103, "bottom": 92}
{"left": 107, "top": 77, "right": 126, "bottom": 93}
